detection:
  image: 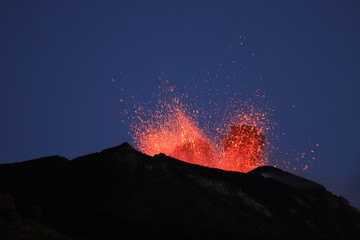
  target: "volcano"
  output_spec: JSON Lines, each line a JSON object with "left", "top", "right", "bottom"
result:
{"left": 0, "top": 143, "right": 359, "bottom": 239}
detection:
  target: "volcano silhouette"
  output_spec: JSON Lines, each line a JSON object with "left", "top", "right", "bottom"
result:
{"left": 0, "top": 143, "right": 359, "bottom": 239}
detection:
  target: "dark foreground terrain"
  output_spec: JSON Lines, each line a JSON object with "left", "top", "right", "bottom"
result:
{"left": 1, "top": 143, "right": 359, "bottom": 239}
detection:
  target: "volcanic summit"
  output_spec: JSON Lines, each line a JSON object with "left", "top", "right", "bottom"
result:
{"left": 0, "top": 143, "right": 359, "bottom": 240}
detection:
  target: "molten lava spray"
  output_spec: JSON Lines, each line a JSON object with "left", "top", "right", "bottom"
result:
{"left": 131, "top": 93, "right": 272, "bottom": 172}
{"left": 221, "top": 125, "right": 265, "bottom": 172}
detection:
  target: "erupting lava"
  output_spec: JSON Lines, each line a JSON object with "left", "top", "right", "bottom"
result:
{"left": 222, "top": 125, "right": 265, "bottom": 172}
{"left": 131, "top": 95, "right": 271, "bottom": 173}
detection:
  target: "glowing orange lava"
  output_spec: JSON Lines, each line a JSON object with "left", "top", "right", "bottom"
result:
{"left": 131, "top": 95, "right": 271, "bottom": 173}
{"left": 221, "top": 125, "right": 265, "bottom": 172}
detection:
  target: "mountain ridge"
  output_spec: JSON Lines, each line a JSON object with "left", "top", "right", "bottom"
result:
{"left": 0, "top": 142, "right": 359, "bottom": 239}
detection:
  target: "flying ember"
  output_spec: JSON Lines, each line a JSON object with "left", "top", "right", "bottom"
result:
{"left": 131, "top": 90, "right": 273, "bottom": 173}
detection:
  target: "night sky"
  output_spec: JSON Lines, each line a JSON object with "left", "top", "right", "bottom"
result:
{"left": 1, "top": 1, "right": 360, "bottom": 207}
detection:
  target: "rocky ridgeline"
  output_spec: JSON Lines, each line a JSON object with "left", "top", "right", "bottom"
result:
{"left": 1, "top": 143, "right": 359, "bottom": 239}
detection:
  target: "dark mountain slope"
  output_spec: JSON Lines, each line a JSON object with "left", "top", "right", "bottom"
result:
{"left": 1, "top": 143, "right": 359, "bottom": 239}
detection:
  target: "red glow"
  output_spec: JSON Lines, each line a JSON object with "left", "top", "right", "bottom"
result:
{"left": 221, "top": 125, "right": 265, "bottom": 172}
{"left": 131, "top": 96, "right": 271, "bottom": 173}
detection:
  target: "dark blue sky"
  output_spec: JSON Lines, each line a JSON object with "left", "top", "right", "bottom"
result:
{"left": 1, "top": 1, "right": 360, "bottom": 207}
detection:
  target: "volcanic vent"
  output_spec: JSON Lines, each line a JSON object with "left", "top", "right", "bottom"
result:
{"left": 0, "top": 143, "right": 359, "bottom": 240}
{"left": 131, "top": 95, "right": 273, "bottom": 173}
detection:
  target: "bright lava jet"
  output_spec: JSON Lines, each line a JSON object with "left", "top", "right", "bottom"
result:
{"left": 131, "top": 96, "right": 271, "bottom": 173}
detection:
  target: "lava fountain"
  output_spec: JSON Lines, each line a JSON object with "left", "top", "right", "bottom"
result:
{"left": 131, "top": 91, "right": 273, "bottom": 172}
